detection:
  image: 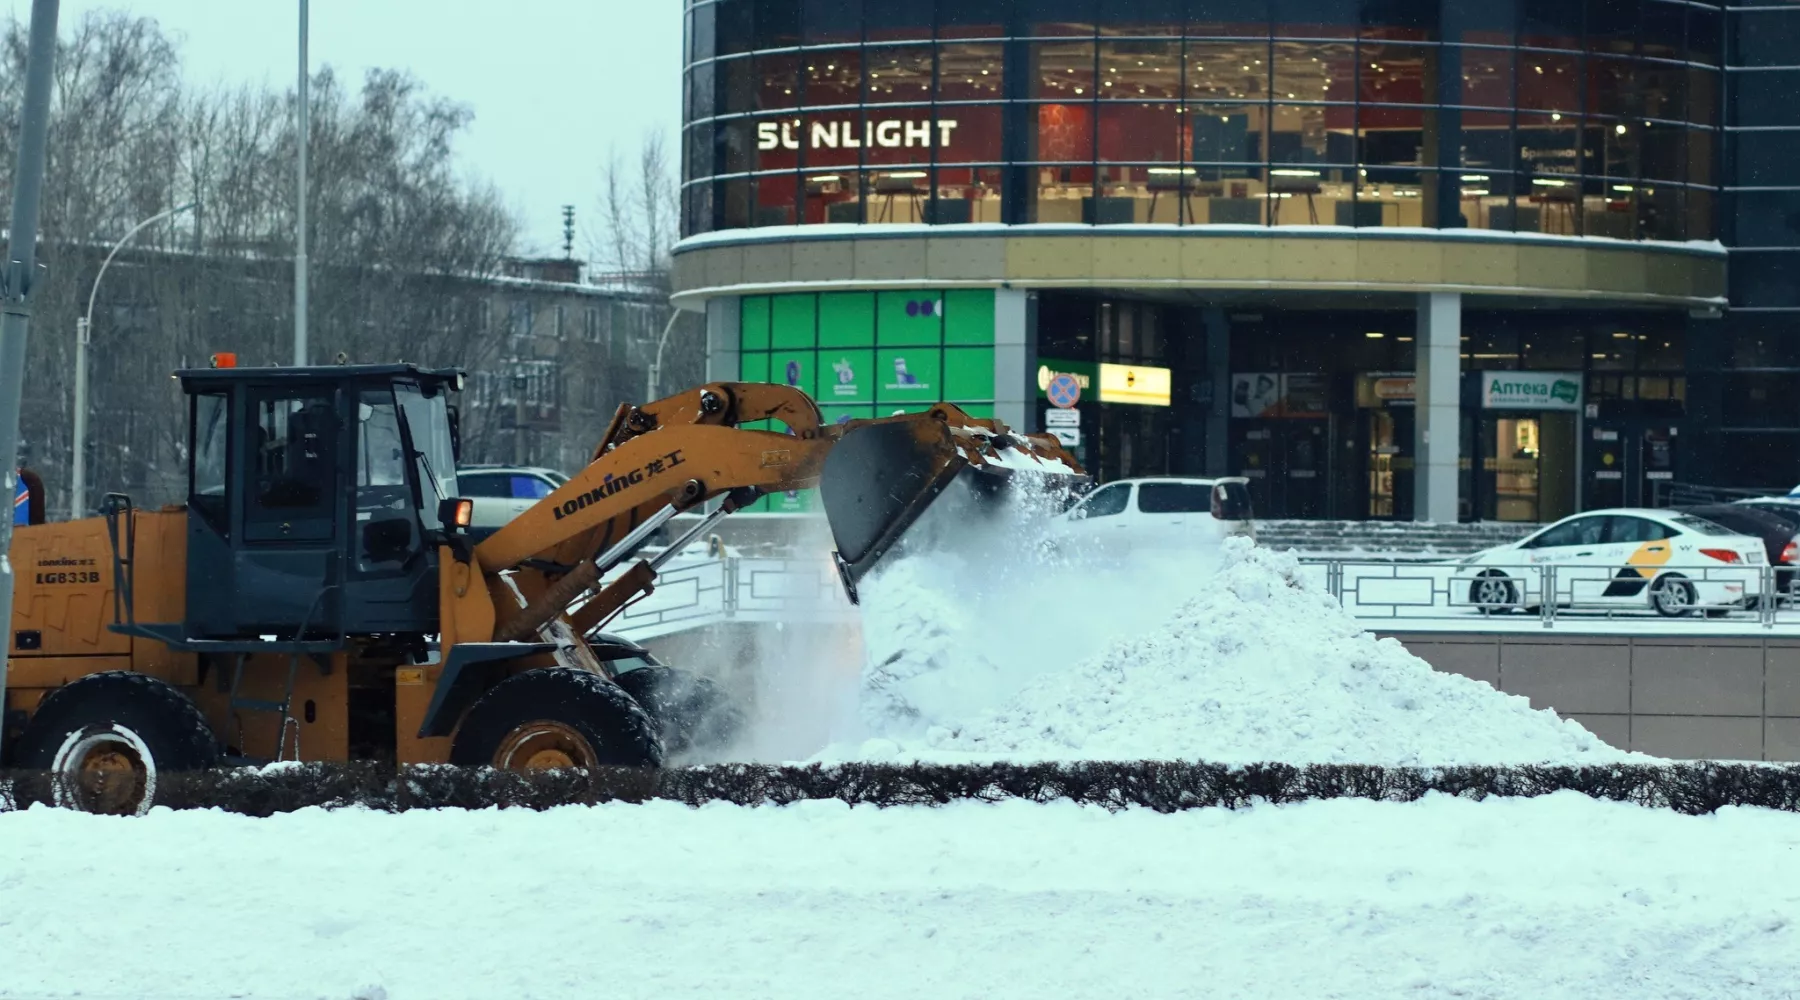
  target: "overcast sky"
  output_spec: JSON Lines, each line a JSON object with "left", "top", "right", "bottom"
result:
{"left": 10, "top": 0, "right": 683, "bottom": 256}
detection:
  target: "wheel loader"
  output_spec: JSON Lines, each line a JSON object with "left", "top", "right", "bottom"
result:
{"left": 1, "top": 358, "right": 1083, "bottom": 813}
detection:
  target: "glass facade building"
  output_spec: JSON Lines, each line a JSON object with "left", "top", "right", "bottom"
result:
{"left": 684, "top": 0, "right": 1722, "bottom": 242}
{"left": 676, "top": 0, "right": 1799, "bottom": 522}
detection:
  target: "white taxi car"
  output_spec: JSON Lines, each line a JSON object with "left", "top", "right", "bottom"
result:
{"left": 1454, "top": 509, "right": 1767, "bottom": 617}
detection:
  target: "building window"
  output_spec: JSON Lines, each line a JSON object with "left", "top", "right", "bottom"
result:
{"left": 684, "top": 4, "right": 1723, "bottom": 242}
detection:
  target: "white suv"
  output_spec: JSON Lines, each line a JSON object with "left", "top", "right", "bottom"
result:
{"left": 1049, "top": 476, "right": 1255, "bottom": 549}
{"left": 456, "top": 465, "right": 569, "bottom": 539}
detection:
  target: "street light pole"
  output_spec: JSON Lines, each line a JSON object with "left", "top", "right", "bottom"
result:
{"left": 645, "top": 309, "right": 682, "bottom": 403}
{"left": 294, "top": 0, "right": 309, "bottom": 367}
{"left": 0, "top": 0, "right": 59, "bottom": 761}
{"left": 71, "top": 202, "right": 194, "bottom": 520}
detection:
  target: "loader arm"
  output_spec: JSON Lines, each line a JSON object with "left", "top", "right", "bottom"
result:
{"left": 458, "top": 382, "right": 1085, "bottom": 648}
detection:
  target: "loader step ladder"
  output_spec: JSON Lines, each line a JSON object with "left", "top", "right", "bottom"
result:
{"left": 226, "top": 652, "right": 303, "bottom": 762}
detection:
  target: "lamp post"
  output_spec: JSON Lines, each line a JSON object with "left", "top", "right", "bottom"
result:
{"left": 294, "top": 0, "right": 309, "bottom": 366}
{"left": 645, "top": 309, "right": 682, "bottom": 403}
{"left": 71, "top": 202, "right": 194, "bottom": 520}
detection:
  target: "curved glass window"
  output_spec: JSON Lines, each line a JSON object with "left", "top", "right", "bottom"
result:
{"left": 683, "top": 0, "right": 1721, "bottom": 242}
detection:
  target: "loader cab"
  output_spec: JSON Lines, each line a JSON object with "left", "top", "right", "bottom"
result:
{"left": 176, "top": 362, "right": 464, "bottom": 644}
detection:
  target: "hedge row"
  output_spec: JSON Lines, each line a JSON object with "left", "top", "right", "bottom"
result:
{"left": 6, "top": 760, "right": 1800, "bottom": 817}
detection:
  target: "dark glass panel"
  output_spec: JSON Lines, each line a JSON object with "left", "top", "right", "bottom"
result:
{"left": 1271, "top": 0, "right": 1356, "bottom": 38}
{"left": 1638, "top": 120, "right": 1685, "bottom": 182}
{"left": 937, "top": 103, "right": 1003, "bottom": 162}
{"left": 803, "top": 48, "right": 862, "bottom": 106}
{"left": 1516, "top": 51, "right": 1582, "bottom": 116}
{"left": 1519, "top": 0, "right": 1583, "bottom": 49}
{"left": 1733, "top": 192, "right": 1800, "bottom": 249}
{"left": 1098, "top": 102, "right": 1184, "bottom": 161}
{"left": 1358, "top": 41, "right": 1430, "bottom": 106}
{"left": 691, "top": 2, "right": 717, "bottom": 62}
{"left": 1683, "top": 67, "right": 1715, "bottom": 128}
{"left": 1687, "top": 5, "right": 1719, "bottom": 64}
{"left": 1638, "top": 58, "right": 1685, "bottom": 123}
{"left": 717, "top": 0, "right": 755, "bottom": 56}
{"left": 1030, "top": 0, "right": 1097, "bottom": 36}
{"left": 1729, "top": 71, "right": 1800, "bottom": 130}
{"left": 1099, "top": 39, "right": 1183, "bottom": 100}
{"left": 1034, "top": 40, "right": 1097, "bottom": 98}
{"left": 1734, "top": 130, "right": 1800, "bottom": 189}
{"left": 752, "top": 0, "right": 801, "bottom": 48}
{"left": 1269, "top": 103, "right": 1332, "bottom": 165}
{"left": 753, "top": 172, "right": 800, "bottom": 225}
{"left": 1186, "top": 40, "right": 1272, "bottom": 101}
{"left": 938, "top": 43, "right": 1004, "bottom": 101}
{"left": 718, "top": 55, "right": 756, "bottom": 115}
{"left": 865, "top": 45, "right": 934, "bottom": 103}
{"left": 1639, "top": 0, "right": 1684, "bottom": 61}
{"left": 689, "top": 60, "right": 718, "bottom": 120}
{"left": 758, "top": 52, "right": 800, "bottom": 110}
{"left": 1584, "top": 0, "right": 1638, "bottom": 55}
{"left": 1273, "top": 41, "right": 1351, "bottom": 103}
{"left": 863, "top": 4, "right": 931, "bottom": 43}
{"left": 1098, "top": 0, "right": 1184, "bottom": 35}
{"left": 802, "top": 0, "right": 860, "bottom": 44}
{"left": 1358, "top": 0, "right": 1438, "bottom": 41}
{"left": 801, "top": 168, "right": 859, "bottom": 224}
{"left": 1588, "top": 56, "right": 1635, "bottom": 119}
{"left": 1732, "top": 253, "right": 1800, "bottom": 308}
{"left": 1186, "top": 0, "right": 1271, "bottom": 38}
{"left": 938, "top": 0, "right": 1010, "bottom": 40}
{"left": 1456, "top": 44, "right": 1513, "bottom": 108}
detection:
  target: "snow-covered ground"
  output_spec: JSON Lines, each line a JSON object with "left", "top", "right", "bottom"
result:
{"left": 4, "top": 792, "right": 1799, "bottom": 1000}
{"left": 9, "top": 493, "right": 1799, "bottom": 1000}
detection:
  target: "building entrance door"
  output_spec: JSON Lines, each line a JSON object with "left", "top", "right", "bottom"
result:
{"left": 1477, "top": 413, "right": 1576, "bottom": 522}
{"left": 1583, "top": 420, "right": 1680, "bottom": 509}
{"left": 1361, "top": 408, "right": 1414, "bottom": 520}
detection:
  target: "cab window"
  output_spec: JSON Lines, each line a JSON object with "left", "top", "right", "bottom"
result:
{"left": 1607, "top": 516, "right": 1673, "bottom": 544}
{"left": 1076, "top": 483, "right": 1131, "bottom": 518}
{"left": 1526, "top": 516, "right": 1606, "bottom": 549}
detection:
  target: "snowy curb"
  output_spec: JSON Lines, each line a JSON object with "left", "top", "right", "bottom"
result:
{"left": 5, "top": 760, "right": 1800, "bottom": 816}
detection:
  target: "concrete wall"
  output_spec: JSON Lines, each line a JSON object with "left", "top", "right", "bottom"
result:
{"left": 1385, "top": 632, "right": 1800, "bottom": 761}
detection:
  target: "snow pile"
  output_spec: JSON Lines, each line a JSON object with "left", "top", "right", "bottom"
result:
{"left": 830, "top": 520, "right": 1636, "bottom": 766}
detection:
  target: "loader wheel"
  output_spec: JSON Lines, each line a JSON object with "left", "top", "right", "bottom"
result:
{"left": 12, "top": 671, "right": 220, "bottom": 816}
{"left": 450, "top": 668, "right": 664, "bottom": 771}
{"left": 613, "top": 667, "right": 744, "bottom": 759}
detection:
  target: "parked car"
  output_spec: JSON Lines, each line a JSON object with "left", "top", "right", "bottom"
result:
{"left": 1678, "top": 503, "right": 1800, "bottom": 603}
{"left": 455, "top": 464, "right": 569, "bottom": 540}
{"left": 1454, "top": 509, "right": 1767, "bottom": 617}
{"left": 1048, "top": 476, "right": 1254, "bottom": 550}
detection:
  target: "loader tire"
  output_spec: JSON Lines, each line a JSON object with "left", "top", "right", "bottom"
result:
{"left": 450, "top": 667, "right": 664, "bottom": 771}
{"left": 11, "top": 670, "right": 220, "bottom": 816}
{"left": 613, "top": 667, "right": 744, "bottom": 759}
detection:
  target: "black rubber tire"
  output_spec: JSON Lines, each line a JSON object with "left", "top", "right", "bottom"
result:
{"left": 1651, "top": 573, "right": 1698, "bottom": 618}
{"left": 11, "top": 671, "right": 219, "bottom": 814}
{"left": 613, "top": 667, "right": 744, "bottom": 758}
{"left": 449, "top": 667, "right": 664, "bottom": 769}
{"left": 1469, "top": 571, "right": 1518, "bottom": 615}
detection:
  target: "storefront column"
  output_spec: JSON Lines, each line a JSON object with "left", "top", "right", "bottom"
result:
{"left": 1204, "top": 307, "right": 1230, "bottom": 477}
{"left": 703, "top": 296, "right": 739, "bottom": 383}
{"left": 1413, "top": 292, "right": 1462, "bottom": 522}
{"left": 995, "top": 287, "right": 1031, "bottom": 432}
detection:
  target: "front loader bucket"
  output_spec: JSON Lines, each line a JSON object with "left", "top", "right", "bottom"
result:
{"left": 819, "top": 417, "right": 1087, "bottom": 601}
{"left": 819, "top": 420, "right": 967, "bottom": 600}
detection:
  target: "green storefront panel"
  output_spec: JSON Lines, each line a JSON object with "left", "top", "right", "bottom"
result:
{"left": 944, "top": 289, "right": 995, "bottom": 345}
{"left": 877, "top": 290, "right": 944, "bottom": 346}
{"left": 741, "top": 296, "right": 771, "bottom": 351}
{"left": 818, "top": 292, "right": 877, "bottom": 348}
{"left": 875, "top": 348, "right": 942, "bottom": 404}
{"left": 944, "top": 346, "right": 995, "bottom": 401}
{"left": 771, "top": 294, "right": 817, "bottom": 349}
{"left": 769, "top": 350, "right": 816, "bottom": 395}
{"left": 959, "top": 403, "right": 995, "bottom": 419}
{"left": 739, "top": 351, "right": 770, "bottom": 383}
{"left": 820, "top": 403, "right": 877, "bottom": 427}
{"left": 817, "top": 349, "right": 876, "bottom": 404}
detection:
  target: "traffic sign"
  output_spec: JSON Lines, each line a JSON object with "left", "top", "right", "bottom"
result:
{"left": 1046, "top": 372, "right": 1081, "bottom": 408}
{"left": 1043, "top": 408, "right": 1080, "bottom": 428}
{"left": 1050, "top": 426, "right": 1081, "bottom": 447}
